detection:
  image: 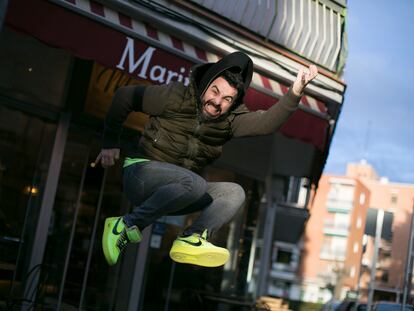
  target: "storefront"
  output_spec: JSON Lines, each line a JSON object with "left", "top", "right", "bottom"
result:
{"left": 1, "top": 0, "right": 345, "bottom": 309}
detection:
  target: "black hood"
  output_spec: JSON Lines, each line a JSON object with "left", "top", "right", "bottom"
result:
{"left": 191, "top": 51, "right": 253, "bottom": 108}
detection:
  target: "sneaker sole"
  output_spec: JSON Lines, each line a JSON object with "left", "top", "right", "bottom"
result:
{"left": 102, "top": 218, "right": 118, "bottom": 266}
{"left": 169, "top": 250, "right": 229, "bottom": 267}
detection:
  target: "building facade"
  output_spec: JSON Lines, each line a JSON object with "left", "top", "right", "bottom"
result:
{"left": 348, "top": 161, "right": 414, "bottom": 302}
{"left": 299, "top": 172, "right": 370, "bottom": 302}
{"left": 299, "top": 160, "right": 414, "bottom": 303}
{"left": 1, "top": 0, "right": 347, "bottom": 309}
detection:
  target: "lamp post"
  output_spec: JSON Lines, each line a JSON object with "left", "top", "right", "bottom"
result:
{"left": 367, "top": 209, "right": 384, "bottom": 311}
{"left": 402, "top": 202, "right": 414, "bottom": 311}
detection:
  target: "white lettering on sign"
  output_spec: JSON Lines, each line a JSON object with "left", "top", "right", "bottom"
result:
{"left": 116, "top": 37, "right": 190, "bottom": 86}
{"left": 116, "top": 37, "right": 154, "bottom": 79}
{"left": 150, "top": 65, "right": 166, "bottom": 83}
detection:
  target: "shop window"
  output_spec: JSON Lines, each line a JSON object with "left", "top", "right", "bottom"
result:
{"left": 0, "top": 105, "right": 56, "bottom": 300}
{"left": 84, "top": 62, "right": 150, "bottom": 132}
{"left": 37, "top": 124, "right": 131, "bottom": 310}
{"left": 0, "top": 27, "right": 72, "bottom": 108}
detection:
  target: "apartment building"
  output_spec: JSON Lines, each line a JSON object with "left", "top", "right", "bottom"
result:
{"left": 299, "top": 171, "right": 370, "bottom": 302}
{"left": 348, "top": 161, "right": 414, "bottom": 302}
{"left": 299, "top": 160, "right": 414, "bottom": 303}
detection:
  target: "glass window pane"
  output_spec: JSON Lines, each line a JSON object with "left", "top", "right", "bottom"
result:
{"left": 0, "top": 105, "right": 56, "bottom": 300}
{"left": 0, "top": 27, "right": 72, "bottom": 108}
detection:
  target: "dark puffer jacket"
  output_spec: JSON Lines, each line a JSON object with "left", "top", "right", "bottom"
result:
{"left": 140, "top": 80, "right": 236, "bottom": 171}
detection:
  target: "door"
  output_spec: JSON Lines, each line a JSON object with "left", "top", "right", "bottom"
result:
{"left": 37, "top": 124, "right": 130, "bottom": 310}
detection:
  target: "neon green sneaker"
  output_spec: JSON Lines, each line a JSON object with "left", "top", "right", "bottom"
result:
{"left": 169, "top": 230, "right": 229, "bottom": 267}
{"left": 102, "top": 217, "right": 141, "bottom": 266}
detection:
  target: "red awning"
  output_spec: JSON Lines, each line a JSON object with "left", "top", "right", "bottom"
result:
{"left": 6, "top": 0, "right": 329, "bottom": 150}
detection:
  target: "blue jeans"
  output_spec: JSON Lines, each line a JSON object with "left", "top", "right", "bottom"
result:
{"left": 122, "top": 161, "right": 245, "bottom": 236}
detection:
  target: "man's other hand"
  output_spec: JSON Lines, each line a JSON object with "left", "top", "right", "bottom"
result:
{"left": 292, "top": 64, "right": 318, "bottom": 96}
{"left": 94, "top": 148, "right": 120, "bottom": 168}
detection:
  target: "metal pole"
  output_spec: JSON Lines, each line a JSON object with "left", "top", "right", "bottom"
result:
{"left": 164, "top": 261, "right": 176, "bottom": 311}
{"left": 367, "top": 209, "right": 384, "bottom": 311}
{"left": 402, "top": 202, "right": 414, "bottom": 311}
{"left": 257, "top": 175, "right": 277, "bottom": 296}
{"left": 79, "top": 168, "right": 108, "bottom": 310}
{"left": 128, "top": 225, "right": 152, "bottom": 311}
{"left": 356, "top": 234, "right": 367, "bottom": 300}
{"left": 56, "top": 148, "right": 90, "bottom": 311}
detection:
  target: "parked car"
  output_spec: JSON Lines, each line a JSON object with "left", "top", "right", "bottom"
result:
{"left": 321, "top": 300, "right": 341, "bottom": 311}
{"left": 373, "top": 302, "right": 413, "bottom": 311}
{"left": 353, "top": 302, "right": 367, "bottom": 311}
{"left": 337, "top": 300, "right": 358, "bottom": 311}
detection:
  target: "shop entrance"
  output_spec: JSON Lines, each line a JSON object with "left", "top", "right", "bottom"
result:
{"left": 0, "top": 105, "right": 57, "bottom": 308}
{"left": 35, "top": 123, "right": 130, "bottom": 310}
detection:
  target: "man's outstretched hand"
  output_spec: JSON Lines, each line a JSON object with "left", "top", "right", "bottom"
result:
{"left": 292, "top": 64, "right": 318, "bottom": 96}
{"left": 94, "top": 148, "right": 120, "bottom": 168}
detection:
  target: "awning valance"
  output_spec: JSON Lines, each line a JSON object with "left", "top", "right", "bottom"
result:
{"left": 6, "top": 0, "right": 330, "bottom": 150}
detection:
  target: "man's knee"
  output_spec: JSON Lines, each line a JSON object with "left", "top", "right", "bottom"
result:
{"left": 227, "top": 183, "right": 246, "bottom": 209}
{"left": 179, "top": 172, "right": 207, "bottom": 200}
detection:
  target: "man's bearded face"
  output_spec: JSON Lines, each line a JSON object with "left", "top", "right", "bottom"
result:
{"left": 201, "top": 77, "right": 237, "bottom": 120}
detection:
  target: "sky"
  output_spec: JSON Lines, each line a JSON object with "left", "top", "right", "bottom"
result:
{"left": 323, "top": 1, "right": 414, "bottom": 184}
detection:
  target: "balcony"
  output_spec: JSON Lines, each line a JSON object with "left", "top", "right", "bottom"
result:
{"left": 323, "top": 229, "right": 348, "bottom": 237}
{"left": 319, "top": 251, "right": 346, "bottom": 261}
{"left": 269, "top": 269, "right": 297, "bottom": 281}
{"left": 273, "top": 202, "right": 310, "bottom": 244}
{"left": 323, "top": 220, "right": 349, "bottom": 237}
{"left": 326, "top": 198, "right": 353, "bottom": 213}
{"left": 186, "top": 0, "right": 347, "bottom": 72}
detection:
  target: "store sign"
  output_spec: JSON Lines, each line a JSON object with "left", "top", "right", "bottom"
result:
{"left": 83, "top": 36, "right": 194, "bottom": 128}
{"left": 6, "top": 0, "right": 194, "bottom": 87}
{"left": 116, "top": 38, "right": 190, "bottom": 86}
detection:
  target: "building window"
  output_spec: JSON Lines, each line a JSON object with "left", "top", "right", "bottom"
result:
{"left": 353, "top": 242, "right": 359, "bottom": 253}
{"left": 391, "top": 194, "right": 398, "bottom": 205}
{"left": 380, "top": 270, "right": 389, "bottom": 283}
{"left": 320, "top": 236, "right": 347, "bottom": 260}
{"left": 327, "top": 183, "right": 355, "bottom": 213}
{"left": 359, "top": 193, "right": 366, "bottom": 205}
{"left": 335, "top": 213, "right": 350, "bottom": 229}
{"left": 328, "top": 183, "right": 354, "bottom": 201}
{"left": 356, "top": 217, "right": 362, "bottom": 229}
{"left": 276, "top": 249, "right": 293, "bottom": 264}
{"left": 350, "top": 266, "right": 356, "bottom": 278}
{"left": 272, "top": 243, "right": 299, "bottom": 271}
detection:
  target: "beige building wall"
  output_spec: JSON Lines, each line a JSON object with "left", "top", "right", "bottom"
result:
{"left": 342, "top": 179, "right": 370, "bottom": 289}
{"left": 299, "top": 174, "right": 369, "bottom": 302}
